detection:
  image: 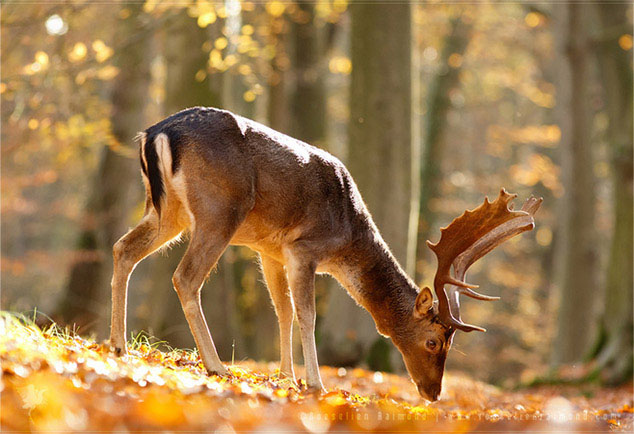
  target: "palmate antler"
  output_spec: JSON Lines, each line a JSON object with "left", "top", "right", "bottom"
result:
{"left": 427, "top": 188, "right": 542, "bottom": 332}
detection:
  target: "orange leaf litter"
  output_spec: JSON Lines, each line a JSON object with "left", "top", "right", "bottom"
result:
{"left": 1, "top": 315, "right": 631, "bottom": 432}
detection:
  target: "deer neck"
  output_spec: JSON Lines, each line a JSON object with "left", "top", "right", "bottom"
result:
{"left": 331, "top": 233, "right": 419, "bottom": 338}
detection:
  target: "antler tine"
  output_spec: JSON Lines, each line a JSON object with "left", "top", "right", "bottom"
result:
{"left": 458, "top": 286, "right": 500, "bottom": 301}
{"left": 427, "top": 189, "right": 542, "bottom": 333}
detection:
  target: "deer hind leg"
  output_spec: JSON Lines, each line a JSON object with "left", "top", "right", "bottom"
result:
{"left": 171, "top": 196, "right": 250, "bottom": 376}
{"left": 261, "top": 255, "right": 295, "bottom": 379}
{"left": 110, "top": 210, "right": 183, "bottom": 355}
{"left": 285, "top": 250, "right": 324, "bottom": 392}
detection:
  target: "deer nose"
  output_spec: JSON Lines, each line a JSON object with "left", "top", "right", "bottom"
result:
{"left": 416, "top": 382, "right": 441, "bottom": 402}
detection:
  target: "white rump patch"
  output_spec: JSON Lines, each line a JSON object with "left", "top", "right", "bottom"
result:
{"left": 155, "top": 133, "right": 172, "bottom": 178}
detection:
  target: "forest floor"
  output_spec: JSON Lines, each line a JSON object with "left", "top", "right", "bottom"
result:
{"left": 1, "top": 314, "right": 632, "bottom": 433}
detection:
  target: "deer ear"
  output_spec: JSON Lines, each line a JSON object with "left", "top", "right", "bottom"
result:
{"left": 414, "top": 286, "right": 434, "bottom": 317}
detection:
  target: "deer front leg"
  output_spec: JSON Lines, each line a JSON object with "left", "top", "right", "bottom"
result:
{"left": 110, "top": 211, "right": 182, "bottom": 355}
{"left": 260, "top": 255, "right": 295, "bottom": 379}
{"left": 285, "top": 252, "right": 324, "bottom": 392}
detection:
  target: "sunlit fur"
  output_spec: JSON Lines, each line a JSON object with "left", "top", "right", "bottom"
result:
{"left": 111, "top": 107, "right": 456, "bottom": 399}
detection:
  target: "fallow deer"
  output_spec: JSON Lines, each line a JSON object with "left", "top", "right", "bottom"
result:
{"left": 109, "top": 107, "right": 541, "bottom": 401}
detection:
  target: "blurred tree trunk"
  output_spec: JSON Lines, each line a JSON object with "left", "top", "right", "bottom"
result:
{"left": 288, "top": 2, "right": 339, "bottom": 366}
{"left": 320, "top": 2, "right": 412, "bottom": 370}
{"left": 268, "top": 13, "right": 290, "bottom": 134}
{"left": 415, "top": 17, "right": 470, "bottom": 283}
{"left": 214, "top": 6, "right": 277, "bottom": 362}
{"left": 551, "top": 3, "right": 599, "bottom": 366}
{"left": 263, "top": 13, "right": 297, "bottom": 362}
{"left": 292, "top": 1, "right": 326, "bottom": 146}
{"left": 56, "top": 4, "right": 150, "bottom": 332}
{"left": 148, "top": 12, "right": 245, "bottom": 358}
{"left": 591, "top": 3, "right": 633, "bottom": 384}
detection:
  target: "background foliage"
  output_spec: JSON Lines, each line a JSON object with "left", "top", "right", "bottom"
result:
{"left": 1, "top": 0, "right": 632, "bottom": 388}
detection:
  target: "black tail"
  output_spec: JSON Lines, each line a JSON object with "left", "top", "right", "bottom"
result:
{"left": 143, "top": 130, "right": 165, "bottom": 215}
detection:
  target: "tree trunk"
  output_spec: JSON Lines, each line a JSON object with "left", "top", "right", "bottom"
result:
{"left": 288, "top": 3, "right": 343, "bottom": 367}
{"left": 320, "top": 2, "right": 412, "bottom": 370}
{"left": 212, "top": 6, "right": 278, "bottom": 362}
{"left": 267, "top": 14, "right": 290, "bottom": 135}
{"left": 56, "top": 4, "right": 150, "bottom": 333}
{"left": 415, "top": 17, "right": 471, "bottom": 283}
{"left": 149, "top": 11, "right": 235, "bottom": 353}
{"left": 551, "top": 3, "right": 599, "bottom": 366}
{"left": 292, "top": 1, "right": 326, "bottom": 146}
{"left": 591, "top": 3, "right": 633, "bottom": 384}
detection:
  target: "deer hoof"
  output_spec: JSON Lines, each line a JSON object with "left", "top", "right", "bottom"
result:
{"left": 207, "top": 366, "right": 230, "bottom": 377}
{"left": 107, "top": 339, "right": 127, "bottom": 357}
{"left": 304, "top": 383, "right": 326, "bottom": 395}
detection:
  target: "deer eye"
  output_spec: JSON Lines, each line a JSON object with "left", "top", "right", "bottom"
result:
{"left": 425, "top": 339, "right": 438, "bottom": 351}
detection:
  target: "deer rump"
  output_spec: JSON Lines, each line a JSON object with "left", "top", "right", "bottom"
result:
{"left": 140, "top": 108, "right": 248, "bottom": 215}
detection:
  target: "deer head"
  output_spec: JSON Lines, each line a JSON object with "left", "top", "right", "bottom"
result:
{"left": 392, "top": 189, "right": 542, "bottom": 401}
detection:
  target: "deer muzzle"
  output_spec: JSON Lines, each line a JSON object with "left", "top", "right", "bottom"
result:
{"left": 416, "top": 380, "right": 441, "bottom": 402}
